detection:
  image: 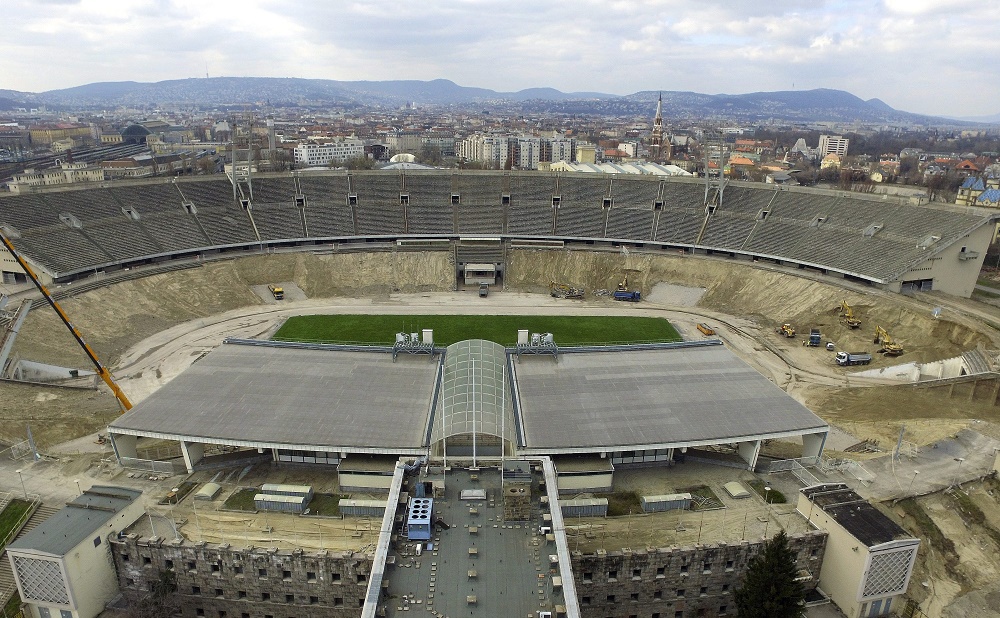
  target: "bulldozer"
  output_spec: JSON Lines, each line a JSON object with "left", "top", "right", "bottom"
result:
{"left": 873, "top": 325, "right": 904, "bottom": 356}
{"left": 775, "top": 323, "right": 796, "bottom": 337}
{"left": 839, "top": 300, "right": 862, "bottom": 329}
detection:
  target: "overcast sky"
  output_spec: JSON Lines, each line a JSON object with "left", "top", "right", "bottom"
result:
{"left": 4, "top": 0, "right": 997, "bottom": 117}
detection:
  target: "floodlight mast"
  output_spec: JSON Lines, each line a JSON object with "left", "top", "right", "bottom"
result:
{"left": 0, "top": 231, "right": 132, "bottom": 411}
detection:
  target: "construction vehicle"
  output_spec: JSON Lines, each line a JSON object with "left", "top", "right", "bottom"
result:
{"left": 873, "top": 325, "right": 904, "bottom": 356}
{"left": 0, "top": 231, "right": 132, "bottom": 411}
{"left": 775, "top": 323, "right": 796, "bottom": 338}
{"left": 613, "top": 273, "right": 640, "bottom": 302}
{"left": 268, "top": 284, "right": 284, "bottom": 300}
{"left": 839, "top": 300, "right": 862, "bottom": 329}
{"left": 549, "top": 281, "right": 584, "bottom": 299}
{"left": 836, "top": 351, "right": 872, "bottom": 366}
{"left": 697, "top": 323, "right": 715, "bottom": 336}
{"left": 802, "top": 328, "right": 822, "bottom": 347}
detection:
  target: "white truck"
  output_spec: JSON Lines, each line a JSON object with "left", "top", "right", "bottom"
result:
{"left": 836, "top": 351, "right": 872, "bottom": 366}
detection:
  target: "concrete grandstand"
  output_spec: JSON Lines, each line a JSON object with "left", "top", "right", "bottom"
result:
{"left": 0, "top": 170, "right": 996, "bottom": 297}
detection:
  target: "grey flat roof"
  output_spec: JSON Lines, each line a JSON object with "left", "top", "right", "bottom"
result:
{"left": 111, "top": 343, "right": 437, "bottom": 451}
{"left": 803, "top": 484, "right": 915, "bottom": 547}
{"left": 515, "top": 344, "right": 828, "bottom": 451}
{"left": 8, "top": 486, "right": 141, "bottom": 556}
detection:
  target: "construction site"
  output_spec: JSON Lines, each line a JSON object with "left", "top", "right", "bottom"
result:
{"left": 1, "top": 170, "right": 1000, "bottom": 618}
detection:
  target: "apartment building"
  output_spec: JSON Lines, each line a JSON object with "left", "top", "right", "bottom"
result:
{"left": 293, "top": 139, "right": 365, "bottom": 167}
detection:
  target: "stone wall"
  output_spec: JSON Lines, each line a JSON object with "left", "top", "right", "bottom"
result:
{"left": 111, "top": 535, "right": 374, "bottom": 618}
{"left": 569, "top": 530, "right": 827, "bottom": 618}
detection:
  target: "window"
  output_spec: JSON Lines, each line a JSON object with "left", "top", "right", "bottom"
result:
{"left": 262, "top": 592, "right": 271, "bottom": 601}
{"left": 334, "top": 598, "right": 343, "bottom": 607}
{"left": 283, "top": 570, "right": 292, "bottom": 580}
{"left": 583, "top": 572, "right": 593, "bottom": 583}
{"left": 582, "top": 596, "right": 592, "bottom": 606}
{"left": 94, "top": 536, "right": 102, "bottom": 547}
{"left": 358, "top": 598, "right": 365, "bottom": 607}
{"left": 188, "top": 561, "right": 197, "bottom": 572}
{"left": 295, "top": 196, "right": 305, "bottom": 208}
{"left": 215, "top": 589, "right": 224, "bottom": 598}
{"left": 60, "top": 612, "right": 72, "bottom": 618}
{"left": 725, "top": 560, "right": 734, "bottom": 570}
{"left": 218, "top": 611, "right": 227, "bottom": 618}
{"left": 676, "top": 589, "right": 685, "bottom": 598}
{"left": 675, "top": 611, "right": 684, "bottom": 618}
{"left": 192, "top": 586, "right": 201, "bottom": 595}
{"left": 309, "top": 596, "right": 319, "bottom": 605}
{"left": 286, "top": 594, "right": 295, "bottom": 603}
{"left": 348, "top": 195, "right": 358, "bottom": 206}
{"left": 451, "top": 194, "right": 461, "bottom": 205}
{"left": 722, "top": 584, "right": 730, "bottom": 593}
{"left": 552, "top": 196, "right": 561, "bottom": 207}
{"left": 307, "top": 571, "right": 316, "bottom": 583}
{"left": 357, "top": 573, "right": 367, "bottom": 583}
{"left": 234, "top": 565, "right": 243, "bottom": 575}
{"left": 331, "top": 573, "right": 341, "bottom": 582}
{"left": 399, "top": 194, "right": 409, "bottom": 205}
{"left": 165, "top": 559, "right": 174, "bottom": 569}
{"left": 211, "top": 564, "right": 220, "bottom": 573}
{"left": 242, "top": 614, "right": 250, "bottom": 618}
{"left": 654, "top": 590, "right": 662, "bottom": 600}
{"left": 238, "top": 591, "right": 247, "bottom": 599}
{"left": 121, "top": 553, "right": 130, "bottom": 562}
{"left": 700, "top": 586, "right": 708, "bottom": 596}
{"left": 125, "top": 578, "right": 134, "bottom": 587}
{"left": 37, "top": 609, "right": 51, "bottom": 618}
{"left": 633, "top": 568, "right": 642, "bottom": 579}
{"left": 630, "top": 592, "right": 639, "bottom": 601}
{"left": 142, "top": 556, "right": 152, "bottom": 566}
{"left": 703, "top": 562, "right": 712, "bottom": 574}
{"left": 607, "top": 595, "right": 616, "bottom": 603}
{"left": 259, "top": 568, "right": 268, "bottom": 578}
{"left": 196, "top": 610, "right": 204, "bottom": 617}
{"left": 680, "top": 565, "right": 689, "bottom": 574}
{"left": 608, "top": 570, "right": 618, "bottom": 581}
{"left": 603, "top": 197, "right": 612, "bottom": 208}
{"left": 719, "top": 606, "right": 728, "bottom": 615}
{"left": 656, "top": 566, "right": 665, "bottom": 577}
{"left": 501, "top": 194, "right": 511, "bottom": 205}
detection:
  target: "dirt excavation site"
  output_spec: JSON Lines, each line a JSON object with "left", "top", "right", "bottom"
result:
{"left": 5, "top": 248, "right": 1000, "bottom": 617}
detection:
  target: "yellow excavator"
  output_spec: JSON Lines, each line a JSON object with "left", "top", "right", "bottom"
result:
{"left": 775, "top": 323, "right": 796, "bottom": 337}
{"left": 873, "top": 325, "right": 904, "bottom": 356}
{"left": 617, "top": 273, "right": 629, "bottom": 292}
{"left": 839, "top": 300, "right": 862, "bottom": 329}
{"left": 0, "top": 231, "right": 132, "bottom": 411}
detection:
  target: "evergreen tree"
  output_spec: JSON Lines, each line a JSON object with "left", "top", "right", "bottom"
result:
{"left": 734, "top": 530, "right": 806, "bottom": 618}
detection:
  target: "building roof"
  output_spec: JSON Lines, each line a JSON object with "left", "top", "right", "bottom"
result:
{"left": 977, "top": 188, "right": 1000, "bottom": 205}
{"left": 7, "top": 486, "right": 141, "bottom": 557}
{"left": 110, "top": 342, "right": 438, "bottom": 453}
{"left": 514, "top": 343, "right": 828, "bottom": 452}
{"left": 802, "top": 484, "right": 914, "bottom": 547}
{"left": 430, "top": 339, "right": 515, "bottom": 445}
{"left": 960, "top": 177, "right": 984, "bottom": 190}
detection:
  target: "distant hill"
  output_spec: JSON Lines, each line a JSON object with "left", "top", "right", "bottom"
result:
{"left": 0, "top": 78, "right": 969, "bottom": 124}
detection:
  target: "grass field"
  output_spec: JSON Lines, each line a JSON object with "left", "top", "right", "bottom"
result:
{"left": 273, "top": 314, "right": 680, "bottom": 346}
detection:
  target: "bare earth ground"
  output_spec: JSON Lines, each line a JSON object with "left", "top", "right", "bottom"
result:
{"left": 4, "top": 249, "right": 1000, "bottom": 616}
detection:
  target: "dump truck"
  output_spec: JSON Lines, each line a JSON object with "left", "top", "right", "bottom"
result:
{"left": 775, "top": 323, "right": 795, "bottom": 337}
{"left": 268, "top": 284, "right": 284, "bottom": 300}
{"left": 613, "top": 289, "right": 641, "bottom": 302}
{"left": 802, "top": 328, "right": 822, "bottom": 347}
{"left": 836, "top": 351, "right": 872, "bottom": 366}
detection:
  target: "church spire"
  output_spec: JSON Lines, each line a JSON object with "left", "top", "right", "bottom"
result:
{"left": 650, "top": 92, "right": 666, "bottom": 162}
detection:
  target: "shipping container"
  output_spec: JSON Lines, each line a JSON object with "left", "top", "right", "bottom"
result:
{"left": 260, "top": 483, "right": 314, "bottom": 500}
{"left": 254, "top": 493, "right": 308, "bottom": 513}
{"left": 339, "top": 498, "right": 387, "bottom": 517}
{"left": 640, "top": 492, "right": 692, "bottom": 512}
{"left": 559, "top": 497, "right": 608, "bottom": 518}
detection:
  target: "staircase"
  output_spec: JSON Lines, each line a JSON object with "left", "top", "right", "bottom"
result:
{"left": 0, "top": 504, "right": 60, "bottom": 610}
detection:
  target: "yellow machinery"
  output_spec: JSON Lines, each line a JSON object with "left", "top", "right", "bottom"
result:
{"left": 873, "top": 325, "right": 904, "bottom": 356}
{"left": 0, "top": 231, "right": 132, "bottom": 411}
{"left": 775, "top": 323, "right": 796, "bottom": 337}
{"left": 617, "top": 273, "right": 629, "bottom": 292}
{"left": 550, "top": 281, "right": 584, "bottom": 299}
{"left": 839, "top": 300, "right": 862, "bottom": 329}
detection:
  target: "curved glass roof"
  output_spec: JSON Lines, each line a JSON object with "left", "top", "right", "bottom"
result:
{"left": 430, "top": 339, "right": 515, "bottom": 444}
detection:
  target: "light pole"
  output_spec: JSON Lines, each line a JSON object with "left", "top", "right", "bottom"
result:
{"left": 955, "top": 458, "right": 966, "bottom": 488}
{"left": 74, "top": 479, "right": 82, "bottom": 495}
{"left": 763, "top": 486, "right": 772, "bottom": 538}
{"left": 907, "top": 470, "right": 920, "bottom": 495}
{"left": 15, "top": 469, "right": 27, "bottom": 500}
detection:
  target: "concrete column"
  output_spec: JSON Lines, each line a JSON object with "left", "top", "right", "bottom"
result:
{"left": 802, "top": 432, "right": 827, "bottom": 461}
{"left": 110, "top": 433, "right": 138, "bottom": 461}
{"left": 737, "top": 440, "right": 762, "bottom": 470}
{"left": 180, "top": 441, "right": 205, "bottom": 473}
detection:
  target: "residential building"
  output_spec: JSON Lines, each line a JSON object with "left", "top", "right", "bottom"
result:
{"left": 293, "top": 139, "right": 365, "bottom": 167}
{"left": 8, "top": 162, "right": 105, "bottom": 194}
{"left": 819, "top": 135, "right": 849, "bottom": 157}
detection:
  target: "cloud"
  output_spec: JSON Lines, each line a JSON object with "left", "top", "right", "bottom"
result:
{"left": 0, "top": 0, "right": 997, "bottom": 116}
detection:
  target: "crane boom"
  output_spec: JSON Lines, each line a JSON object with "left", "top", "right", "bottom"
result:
{"left": 0, "top": 232, "right": 132, "bottom": 411}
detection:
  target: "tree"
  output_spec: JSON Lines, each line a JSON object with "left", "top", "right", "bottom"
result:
{"left": 734, "top": 530, "right": 806, "bottom": 618}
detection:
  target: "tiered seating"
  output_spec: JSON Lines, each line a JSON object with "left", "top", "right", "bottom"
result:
{"left": 15, "top": 225, "right": 110, "bottom": 272}
{"left": 558, "top": 176, "right": 609, "bottom": 205}
{"left": 457, "top": 204, "right": 503, "bottom": 235}
{"left": 406, "top": 204, "right": 453, "bottom": 234}
{"left": 107, "top": 183, "right": 185, "bottom": 214}
{"left": 404, "top": 174, "right": 452, "bottom": 206}
{"left": 654, "top": 209, "right": 704, "bottom": 244}
{"left": 453, "top": 173, "right": 504, "bottom": 205}
{"left": 304, "top": 200, "right": 354, "bottom": 237}
{"left": 609, "top": 177, "right": 660, "bottom": 208}
{"left": 0, "top": 194, "right": 62, "bottom": 231}
{"left": 510, "top": 175, "right": 556, "bottom": 202}
{"left": 720, "top": 186, "right": 776, "bottom": 215}
{"left": 298, "top": 174, "right": 351, "bottom": 201}
{"left": 554, "top": 206, "right": 606, "bottom": 238}
{"left": 659, "top": 181, "right": 706, "bottom": 208}
{"left": 352, "top": 174, "right": 401, "bottom": 204}
{"left": 140, "top": 212, "right": 212, "bottom": 251}
{"left": 176, "top": 179, "right": 234, "bottom": 208}
{"left": 251, "top": 177, "right": 297, "bottom": 204}
{"left": 356, "top": 203, "right": 406, "bottom": 235}
{"left": 768, "top": 193, "right": 841, "bottom": 224}
{"left": 83, "top": 219, "right": 164, "bottom": 260}
{"left": 196, "top": 208, "right": 258, "bottom": 245}
{"left": 252, "top": 204, "right": 305, "bottom": 240}
{"left": 507, "top": 203, "right": 553, "bottom": 235}
{"left": 741, "top": 220, "right": 809, "bottom": 257}
{"left": 456, "top": 245, "right": 503, "bottom": 265}
{"left": 606, "top": 208, "right": 654, "bottom": 241}
{"left": 699, "top": 213, "right": 757, "bottom": 249}
{"left": 38, "top": 188, "right": 123, "bottom": 221}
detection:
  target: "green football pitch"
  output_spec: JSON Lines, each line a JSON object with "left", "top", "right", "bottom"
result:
{"left": 272, "top": 314, "right": 680, "bottom": 347}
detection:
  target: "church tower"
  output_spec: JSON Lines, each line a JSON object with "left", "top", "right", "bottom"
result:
{"left": 649, "top": 92, "right": 670, "bottom": 162}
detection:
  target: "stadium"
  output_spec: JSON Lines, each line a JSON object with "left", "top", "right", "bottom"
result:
{"left": 1, "top": 170, "right": 998, "bottom": 618}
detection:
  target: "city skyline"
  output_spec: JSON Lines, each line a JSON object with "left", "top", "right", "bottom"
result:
{"left": 3, "top": 0, "right": 998, "bottom": 118}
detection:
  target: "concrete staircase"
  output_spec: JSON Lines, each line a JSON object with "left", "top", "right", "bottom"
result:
{"left": 0, "top": 504, "right": 60, "bottom": 611}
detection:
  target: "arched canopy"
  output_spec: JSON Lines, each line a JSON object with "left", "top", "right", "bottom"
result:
{"left": 431, "top": 339, "right": 515, "bottom": 445}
